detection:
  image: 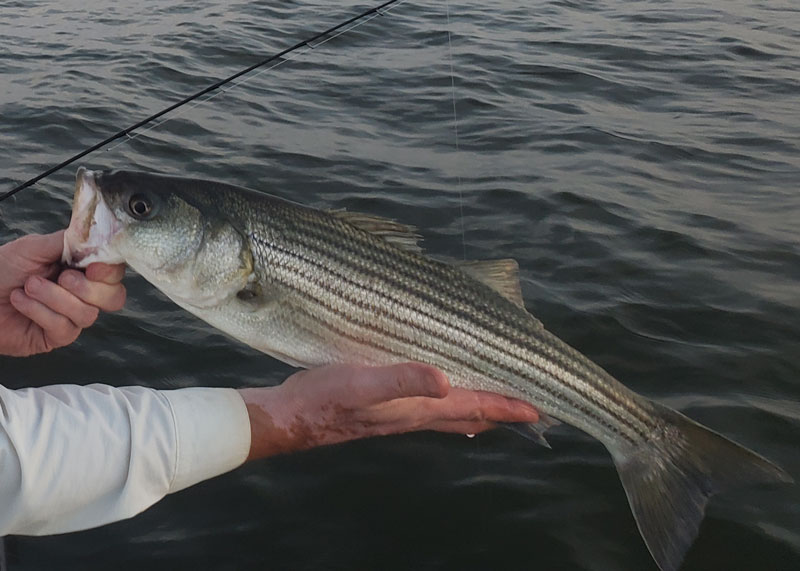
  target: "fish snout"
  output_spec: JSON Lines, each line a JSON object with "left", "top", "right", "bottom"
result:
{"left": 62, "top": 167, "right": 123, "bottom": 267}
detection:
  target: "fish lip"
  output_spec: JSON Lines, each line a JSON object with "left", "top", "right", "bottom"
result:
{"left": 62, "top": 167, "right": 122, "bottom": 267}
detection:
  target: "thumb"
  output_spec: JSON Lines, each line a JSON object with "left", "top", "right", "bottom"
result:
{"left": 22, "top": 230, "right": 66, "bottom": 264}
{"left": 352, "top": 363, "right": 450, "bottom": 405}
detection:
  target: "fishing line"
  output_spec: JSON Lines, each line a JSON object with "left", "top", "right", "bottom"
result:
{"left": 0, "top": 0, "right": 410, "bottom": 203}
{"left": 444, "top": 0, "right": 466, "bottom": 261}
{"left": 443, "top": 0, "right": 486, "bottom": 504}
{"left": 443, "top": 3, "right": 496, "bottom": 520}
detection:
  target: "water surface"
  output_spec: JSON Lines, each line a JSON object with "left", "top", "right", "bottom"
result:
{"left": 1, "top": 1, "right": 798, "bottom": 569}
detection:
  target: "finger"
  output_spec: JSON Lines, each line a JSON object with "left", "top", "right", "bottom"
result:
{"left": 85, "top": 263, "right": 126, "bottom": 285}
{"left": 58, "top": 269, "right": 126, "bottom": 311}
{"left": 350, "top": 363, "right": 449, "bottom": 405}
{"left": 24, "top": 275, "right": 99, "bottom": 329}
{"left": 9, "top": 289, "right": 82, "bottom": 349}
{"left": 392, "top": 390, "right": 538, "bottom": 430}
{"left": 20, "top": 231, "right": 66, "bottom": 264}
{"left": 362, "top": 404, "right": 500, "bottom": 437}
{"left": 462, "top": 389, "right": 539, "bottom": 422}
{"left": 360, "top": 389, "right": 539, "bottom": 437}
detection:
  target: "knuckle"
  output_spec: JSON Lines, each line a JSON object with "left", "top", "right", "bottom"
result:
{"left": 393, "top": 369, "right": 411, "bottom": 395}
{"left": 469, "top": 410, "right": 484, "bottom": 423}
{"left": 88, "top": 262, "right": 124, "bottom": 284}
{"left": 394, "top": 364, "right": 423, "bottom": 395}
{"left": 342, "top": 375, "right": 360, "bottom": 396}
{"left": 79, "top": 306, "right": 100, "bottom": 328}
{"left": 50, "top": 320, "right": 80, "bottom": 347}
{"left": 409, "top": 413, "right": 429, "bottom": 432}
{"left": 59, "top": 270, "right": 85, "bottom": 296}
{"left": 110, "top": 286, "right": 127, "bottom": 310}
{"left": 9, "top": 288, "right": 29, "bottom": 310}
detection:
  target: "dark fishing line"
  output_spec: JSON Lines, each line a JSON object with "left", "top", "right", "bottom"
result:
{"left": 0, "top": 0, "right": 407, "bottom": 203}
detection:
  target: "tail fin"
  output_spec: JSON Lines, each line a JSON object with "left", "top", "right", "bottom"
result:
{"left": 612, "top": 402, "right": 792, "bottom": 571}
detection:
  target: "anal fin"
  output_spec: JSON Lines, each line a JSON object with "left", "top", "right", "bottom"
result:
{"left": 500, "top": 412, "right": 560, "bottom": 449}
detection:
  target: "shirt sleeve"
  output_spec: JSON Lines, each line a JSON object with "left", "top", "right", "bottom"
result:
{"left": 0, "top": 384, "right": 251, "bottom": 536}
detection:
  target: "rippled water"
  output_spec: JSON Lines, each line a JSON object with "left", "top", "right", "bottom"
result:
{"left": 1, "top": 1, "right": 798, "bottom": 569}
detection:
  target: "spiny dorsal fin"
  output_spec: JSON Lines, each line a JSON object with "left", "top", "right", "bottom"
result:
{"left": 330, "top": 210, "right": 423, "bottom": 253}
{"left": 456, "top": 258, "right": 526, "bottom": 308}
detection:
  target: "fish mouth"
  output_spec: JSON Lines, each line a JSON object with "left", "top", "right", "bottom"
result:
{"left": 62, "top": 167, "right": 123, "bottom": 267}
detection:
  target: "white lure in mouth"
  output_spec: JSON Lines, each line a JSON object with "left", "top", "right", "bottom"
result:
{"left": 62, "top": 167, "right": 124, "bottom": 267}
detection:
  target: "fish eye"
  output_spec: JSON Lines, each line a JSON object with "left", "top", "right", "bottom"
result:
{"left": 128, "top": 193, "right": 154, "bottom": 219}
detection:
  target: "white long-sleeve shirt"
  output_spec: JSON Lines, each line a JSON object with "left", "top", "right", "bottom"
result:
{"left": 0, "top": 384, "right": 251, "bottom": 536}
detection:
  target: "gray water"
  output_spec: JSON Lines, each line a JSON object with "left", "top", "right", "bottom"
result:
{"left": 1, "top": 1, "right": 798, "bottom": 569}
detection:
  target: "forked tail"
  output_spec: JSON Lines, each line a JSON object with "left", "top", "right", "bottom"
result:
{"left": 611, "top": 401, "right": 792, "bottom": 571}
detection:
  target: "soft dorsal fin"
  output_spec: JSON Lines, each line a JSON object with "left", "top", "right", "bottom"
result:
{"left": 458, "top": 258, "right": 543, "bottom": 327}
{"left": 330, "top": 210, "right": 423, "bottom": 253}
{"left": 456, "top": 258, "right": 525, "bottom": 308}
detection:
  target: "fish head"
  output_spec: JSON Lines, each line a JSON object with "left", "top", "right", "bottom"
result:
{"left": 63, "top": 167, "right": 254, "bottom": 308}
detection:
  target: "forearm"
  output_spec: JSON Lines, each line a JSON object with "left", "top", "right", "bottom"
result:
{"left": 0, "top": 384, "right": 250, "bottom": 536}
{"left": 238, "top": 386, "right": 298, "bottom": 460}
{"left": 237, "top": 384, "right": 334, "bottom": 460}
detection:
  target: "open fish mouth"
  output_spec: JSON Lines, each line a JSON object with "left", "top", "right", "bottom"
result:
{"left": 62, "top": 167, "right": 123, "bottom": 267}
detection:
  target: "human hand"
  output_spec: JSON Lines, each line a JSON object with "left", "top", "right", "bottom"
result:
{"left": 0, "top": 230, "right": 127, "bottom": 357}
{"left": 238, "top": 362, "right": 540, "bottom": 460}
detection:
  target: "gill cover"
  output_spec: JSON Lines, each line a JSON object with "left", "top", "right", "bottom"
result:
{"left": 70, "top": 168, "right": 255, "bottom": 309}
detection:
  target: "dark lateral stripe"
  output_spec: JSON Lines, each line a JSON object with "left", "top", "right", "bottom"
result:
{"left": 261, "top": 238, "right": 649, "bottom": 442}
{"left": 287, "top": 217, "right": 646, "bottom": 402}
{"left": 266, "top": 233, "right": 652, "bottom": 440}
{"left": 260, "top": 224, "right": 658, "bottom": 434}
{"left": 261, "top": 231, "right": 541, "bottom": 374}
{"left": 290, "top": 216, "right": 523, "bottom": 321}
{"left": 272, "top": 263, "right": 640, "bottom": 445}
{"left": 308, "top": 222, "right": 658, "bottom": 432}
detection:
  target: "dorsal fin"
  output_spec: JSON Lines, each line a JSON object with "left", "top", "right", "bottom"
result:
{"left": 456, "top": 258, "right": 526, "bottom": 308}
{"left": 330, "top": 210, "right": 423, "bottom": 253}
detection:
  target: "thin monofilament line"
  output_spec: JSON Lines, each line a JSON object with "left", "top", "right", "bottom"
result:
{"left": 109, "top": 2, "right": 408, "bottom": 152}
{"left": 445, "top": 0, "right": 466, "bottom": 261}
{"left": 444, "top": 0, "right": 479, "bottom": 455}
{"left": 0, "top": 0, "right": 410, "bottom": 202}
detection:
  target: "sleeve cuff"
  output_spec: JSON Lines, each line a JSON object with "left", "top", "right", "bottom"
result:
{"left": 162, "top": 387, "right": 251, "bottom": 493}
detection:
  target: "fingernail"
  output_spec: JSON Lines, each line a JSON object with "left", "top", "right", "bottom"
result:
{"left": 61, "top": 272, "right": 77, "bottom": 288}
{"left": 26, "top": 276, "right": 42, "bottom": 293}
{"left": 9, "top": 289, "right": 25, "bottom": 304}
{"left": 427, "top": 371, "right": 448, "bottom": 398}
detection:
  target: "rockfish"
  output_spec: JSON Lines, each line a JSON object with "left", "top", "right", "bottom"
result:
{"left": 63, "top": 167, "right": 791, "bottom": 571}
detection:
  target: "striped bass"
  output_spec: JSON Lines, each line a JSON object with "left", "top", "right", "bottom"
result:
{"left": 63, "top": 167, "right": 791, "bottom": 571}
